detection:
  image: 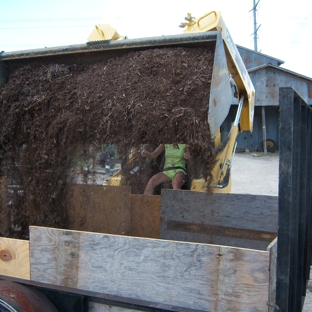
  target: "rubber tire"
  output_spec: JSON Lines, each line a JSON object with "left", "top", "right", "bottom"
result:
{"left": 266, "top": 139, "right": 277, "bottom": 153}
{"left": 0, "top": 280, "right": 58, "bottom": 312}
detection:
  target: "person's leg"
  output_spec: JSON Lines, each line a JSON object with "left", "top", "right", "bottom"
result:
{"left": 144, "top": 172, "right": 170, "bottom": 195}
{"left": 172, "top": 171, "right": 187, "bottom": 190}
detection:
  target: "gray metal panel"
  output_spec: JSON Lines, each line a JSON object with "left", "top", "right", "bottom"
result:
{"left": 222, "top": 106, "right": 279, "bottom": 152}
{"left": 252, "top": 70, "right": 280, "bottom": 106}
{"left": 160, "top": 190, "right": 278, "bottom": 250}
{"left": 0, "top": 32, "right": 218, "bottom": 75}
{"left": 237, "top": 46, "right": 284, "bottom": 70}
{"left": 208, "top": 31, "right": 233, "bottom": 138}
{"left": 249, "top": 64, "right": 312, "bottom": 81}
{"left": 250, "top": 67, "right": 312, "bottom": 106}
{"left": 1, "top": 32, "right": 218, "bottom": 61}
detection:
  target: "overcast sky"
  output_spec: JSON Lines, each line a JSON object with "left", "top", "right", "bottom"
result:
{"left": 1, "top": 0, "right": 311, "bottom": 77}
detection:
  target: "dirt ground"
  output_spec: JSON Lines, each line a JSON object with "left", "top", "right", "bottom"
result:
{"left": 231, "top": 151, "right": 312, "bottom": 311}
{"left": 231, "top": 151, "right": 279, "bottom": 196}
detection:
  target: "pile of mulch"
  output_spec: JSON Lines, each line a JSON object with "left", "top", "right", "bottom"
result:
{"left": 0, "top": 47, "right": 216, "bottom": 238}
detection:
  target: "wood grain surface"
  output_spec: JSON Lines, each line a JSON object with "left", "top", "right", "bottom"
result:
{"left": 30, "top": 226, "right": 269, "bottom": 311}
{"left": 89, "top": 303, "right": 139, "bottom": 312}
{"left": 130, "top": 194, "right": 160, "bottom": 238}
{"left": 67, "top": 185, "right": 131, "bottom": 235}
{"left": 0, "top": 237, "right": 30, "bottom": 279}
{"left": 160, "top": 189, "right": 278, "bottom": 250}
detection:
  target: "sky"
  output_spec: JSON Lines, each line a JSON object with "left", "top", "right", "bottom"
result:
{"left": 0, "top": 0, "right": 311, "bottom": 78}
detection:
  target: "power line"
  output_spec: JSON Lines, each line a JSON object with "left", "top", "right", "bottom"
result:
{"left": 0, "top": 25, "right": 94, "bottom": 30}
{"left": 0, "top": 17, "right": 102, "bottom": 23}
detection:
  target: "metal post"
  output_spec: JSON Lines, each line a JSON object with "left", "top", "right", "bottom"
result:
{"left": 252, "top": 0, "right": 267, "bottom": 153}
{"left": 262, "top": 106, "right": 267, "bottom": 154}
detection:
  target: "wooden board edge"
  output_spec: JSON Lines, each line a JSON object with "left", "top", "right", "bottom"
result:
{"left": 30, "top": 226, "right": 270, "bottom": 311}
{"left": 0, "top": 237, "right": 30, "bottom": 280}
{"left": 267, "top": 237, "right": 278, "bottom": 311}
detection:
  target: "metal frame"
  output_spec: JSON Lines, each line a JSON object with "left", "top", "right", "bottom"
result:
{"left": 0, "top": 275, "right": 205, "bottom": 312}
{"left": 276, "top": 87, "right": 312, "bottom": 311}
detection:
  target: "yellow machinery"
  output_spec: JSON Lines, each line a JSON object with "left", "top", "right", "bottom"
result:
{"left": 181, "top": 10, "right": 255, "bottom": 192}
{"left": 87, "top": 24, "right": 125, "bottom": 41}
{"left": 0, "top": 12, "right": 287, "bottom": 312}
{"left": 0, "top": 10, "right": 254, "bottom": 194}
{"left": 108, "top": 10, "right": 255, "bottom": 193}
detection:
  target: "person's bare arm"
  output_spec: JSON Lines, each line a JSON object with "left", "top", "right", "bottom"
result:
{"left": 141, "top": 144, "right": 165, "bottom": 159}
{"left": 184, "top": 145, "right": 191, "bottom": 159}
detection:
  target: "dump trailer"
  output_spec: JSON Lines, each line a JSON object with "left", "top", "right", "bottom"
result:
{"left": 0, "top": 11, "right": 311, "bottom": 312}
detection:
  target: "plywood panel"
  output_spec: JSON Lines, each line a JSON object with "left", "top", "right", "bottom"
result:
{"left": 160, "top": 190, "right": 278, "bottom": 250}
{"left": 89, "top": 302, "right": 141, "bottom": 312}
{"left": 30, "top": 226, "right": 269, "bottom": 311}
{"left": 0, "top": 237, "right": 30, "bottom": 279}
{"left": 216, "top": 246, "right": 269, "bottom": 311}
{"left": 130, "top": 194, "right": 160, "bottom": 238}
{"left": 67, "top": 185, "right": 131, "bottom": 235}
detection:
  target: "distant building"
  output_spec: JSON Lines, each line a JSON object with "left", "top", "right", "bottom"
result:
{"left": 224, "top": 46, "right": 312, "bottom": 152}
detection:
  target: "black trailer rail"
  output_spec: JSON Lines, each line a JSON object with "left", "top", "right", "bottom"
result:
{"left": 276, "top": 87, "right": 312, "bottom": 311}
{"left": 0, "top": 274, "right": 207, "bottom": 312}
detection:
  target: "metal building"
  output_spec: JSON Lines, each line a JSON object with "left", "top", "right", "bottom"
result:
{"left": 223, "top": 46, "right": 312, "bottom": 152}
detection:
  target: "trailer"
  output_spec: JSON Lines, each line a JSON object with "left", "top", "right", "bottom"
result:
{"left": 0, "top": 8, "right": 311, "bottom": 310}
{"left": 0, "top": 88, "right": 310, "bottom": 311}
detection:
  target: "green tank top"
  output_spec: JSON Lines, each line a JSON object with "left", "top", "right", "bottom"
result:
{"left": 164, "top": 144, "right": 186, "bottom": 170}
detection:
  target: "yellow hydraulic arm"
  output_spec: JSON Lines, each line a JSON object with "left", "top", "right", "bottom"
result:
{"left": 107, "top": 10, "right": 255, "bottom": 193}
{"left": 180, "top": 11, "right": 255, "bottom": 192}
{"left": 180, "top": 10, "right": 255, "bottom": 132}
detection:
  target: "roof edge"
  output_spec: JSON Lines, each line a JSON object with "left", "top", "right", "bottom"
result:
{"left": 236, "top": 45, "right": 285, "bottom": 66}
{"left": 248, "top": 63, "right": 312, "bottom": 81}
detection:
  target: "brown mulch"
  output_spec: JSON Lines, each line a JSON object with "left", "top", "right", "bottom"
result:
{"left": 0, "top": 47, "right": 216, "bottom": 238}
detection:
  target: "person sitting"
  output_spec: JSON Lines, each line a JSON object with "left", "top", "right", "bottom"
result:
{"left": 141, "top": 144, "right": 190, "bottom": 195}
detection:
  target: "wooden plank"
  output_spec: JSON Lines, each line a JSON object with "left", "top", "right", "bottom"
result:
{"left": 167, "top": 222, "right": 276, "bottom": 242}
{"left": 130, "top": 194, "right": 160, "bottom": 238}
{"left": 30, "top": 226, "right": 269, "bottom": 311}
{"left": 0, "top": 237, "right": 30, "bottom": 279}
{"left": 89, "top": 303, "right": 138, "bottom": 312}
{"left": 0, "top": 176, "right": 9, "bottom": 236}
{"left": 267, "top": 238, "right": 278, "bottom": 312}
{"left": 160, "top": 190, "right": 278, "bottom": 250}
{"left": 215, "top": 246, "right": 269, "bottom": 311}
{"left": 67, "top": 185, "right": 131, "bottom": 235}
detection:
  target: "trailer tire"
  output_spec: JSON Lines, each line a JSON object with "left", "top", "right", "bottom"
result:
{"left": 0, "top": 280, "right": 58, "bottom": 312}
{"left": 266, "top": 139, "right": 277, "bottom": 153}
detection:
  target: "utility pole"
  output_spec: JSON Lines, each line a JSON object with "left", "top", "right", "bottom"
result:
{"left": 253, "top": 0, "right": 260, "bottom": 52}
{"left": 251, "top": 0, "right": 267, "bottom": 154}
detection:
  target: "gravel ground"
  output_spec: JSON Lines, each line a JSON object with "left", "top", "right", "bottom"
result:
{"left": 231, "top": 152, "right": 312, "bottom": 311}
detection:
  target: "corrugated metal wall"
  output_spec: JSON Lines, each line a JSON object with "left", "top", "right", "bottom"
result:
{"left": 222, "top": 106, "right": 279, "bottom": 152}
{"left": 228, "top": 46, "right": 312, "bottom": 152}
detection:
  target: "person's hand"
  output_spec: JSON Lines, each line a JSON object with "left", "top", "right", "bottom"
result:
{"left": 141, "top": 150, "right": 150, "bottom": 158}
{"left": 184, "top": 151, "right": 191, "bottom": 159}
